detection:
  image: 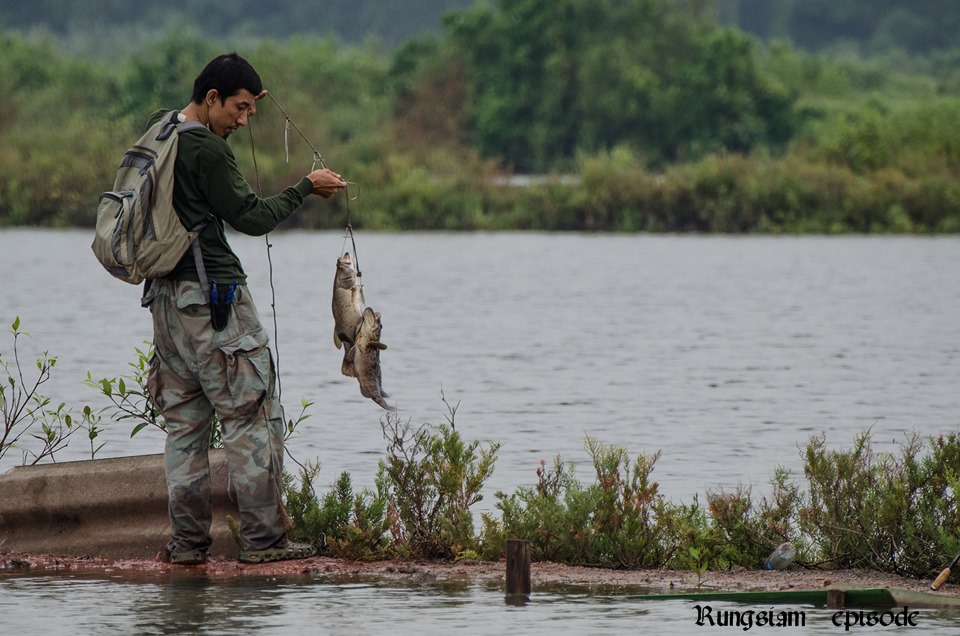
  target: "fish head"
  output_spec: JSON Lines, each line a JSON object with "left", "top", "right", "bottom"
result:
{"left": 334, "top": 252, "right": 358, "bottom": 288}
{"left": 359, "top": 307, "right": 383, "bottom": 340}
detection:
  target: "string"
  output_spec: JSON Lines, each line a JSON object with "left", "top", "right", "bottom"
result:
{"left": 267, "top": 92, "right": 327, "bottom": 170}
{"left": 249, "top": 92, "right": 365, "bottom": 476}
{"left": 344, "top": 184, "right": 362, "bottom": 280}
{"left": 246, "top": 120, "right": 283, "bottom": 407}
{"left": 269, "top": 91, "right": 363, "bottom": 271}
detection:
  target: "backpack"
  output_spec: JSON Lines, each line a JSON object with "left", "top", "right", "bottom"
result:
{"left": 92, "top": 111, "right": 209, "bottom": 285}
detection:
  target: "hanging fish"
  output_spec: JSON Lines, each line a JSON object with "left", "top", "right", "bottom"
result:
{"left": 331, "top": 251, "right": 364, "bottom": 376}
{"left": 347, "top": 307, "right": 395, "bottom": 411}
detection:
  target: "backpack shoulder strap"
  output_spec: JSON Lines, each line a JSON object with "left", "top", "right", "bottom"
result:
{"left": 154, "top": 111, "right": 181, "bottom": 142}
{"left": 176, "top": 119, "right": 208, "bottom": 135}
{"left": 154, "top": 113, "right": 206, "bottom": 142}
{"left": 190, "top": 214, "right": 216, "bottom": 304}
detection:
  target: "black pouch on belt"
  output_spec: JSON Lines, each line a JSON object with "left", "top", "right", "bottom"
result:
{"left": 210, "top": 281, "right": 238, "bottom": 331}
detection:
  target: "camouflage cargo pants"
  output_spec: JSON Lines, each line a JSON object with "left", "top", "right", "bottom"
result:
{"left": 146, "top": 279, "right": 289, "bottom": 553}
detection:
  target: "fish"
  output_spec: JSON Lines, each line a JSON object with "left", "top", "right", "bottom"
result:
{"left": 331, "top": 252, "right": 365, "bottom": 376}
{"left": 348, "top": 306, "right": 395, "bottom": 411}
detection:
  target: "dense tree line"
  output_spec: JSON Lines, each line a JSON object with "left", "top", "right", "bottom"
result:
{"left": 721, "top": 0, "right": 960, "bottom": 55}
{"left": 439, "top": 0, "right": 796, "bottom": 172}
{"left": 2, "top": 0, "right": 960, "bottom": 232}
{"left": 3, "top": 0, "right": 960, "bottom": 56}
{"left": 0, "top": 0, "right": 472, "bottom": 51}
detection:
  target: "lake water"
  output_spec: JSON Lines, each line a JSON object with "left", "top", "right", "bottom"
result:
{"left": 2, "top": 229, "right": 959, "bottom": 633}
{"left": 2, "top": 570, "right": 960, "bottom": 635}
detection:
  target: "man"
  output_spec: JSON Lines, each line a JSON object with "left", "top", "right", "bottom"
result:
{"left": 143, "top": 52, "right": 345, "bottom": 564}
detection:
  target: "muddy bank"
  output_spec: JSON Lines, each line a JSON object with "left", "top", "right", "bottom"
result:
{"left": 3, "top": 549, "right": 958, "bottom": 597}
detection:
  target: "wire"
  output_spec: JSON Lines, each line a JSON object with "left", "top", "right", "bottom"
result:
{"left": 246, "top": 120, "right": 283, "bottom": 406}
{"left": 267, "top": 92, "right": 327, "bottom": 170}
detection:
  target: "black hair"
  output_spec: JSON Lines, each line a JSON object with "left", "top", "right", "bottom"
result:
{"left": 191, "top": 52, "right": 263, "bottom": 105}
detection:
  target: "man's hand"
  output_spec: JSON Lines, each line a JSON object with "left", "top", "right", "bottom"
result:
{"left": 307, "top": 168, "right": 348, "bottom": 199}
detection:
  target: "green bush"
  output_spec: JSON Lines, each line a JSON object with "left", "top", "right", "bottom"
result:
{"left": 710, "top": 431, "right": 960, "bottom": 577}
{"left": 283, "top": 465, "right": 391, "bottom": 560}
{"left": 482, "top": 438, "right": 709, "bottom": 569}
{"left": 799, "top": 431, "right": 960, "bottom": 575}
{"left": 377, "top": 406, "right": 501, "bottom": 559}
{"left": 707, "top": 467, "right": 807, "bottom": 568}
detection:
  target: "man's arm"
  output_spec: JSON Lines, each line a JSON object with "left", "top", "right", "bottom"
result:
{"left": 204, "top": 153, "right": 346, "bottom": 236}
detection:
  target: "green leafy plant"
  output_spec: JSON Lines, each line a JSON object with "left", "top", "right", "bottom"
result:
{"left": 798, "top": 430, "right": 958, "bottom": 576}
{"left": 283, "top": 462, "right": 391, "bottom": 560}
{"left": 80, "top": 404, "right": 107, "bottom": 459}
{"left": 480, "top": 455, "right": 586, "bottom": 563}
{"left": 86, "top": 343, "right": 316, "bottom": 451}
{"left": 485, "top": 438, "right": 704, "bottom": 569}
{"left": 707, "top": 466, "right": 807, "bottom": 569}
{"left": 84, "top": 342, "right": 163, "bottom": 439}
{"left": 0, "top": 317, "right": 84, "bottom": 464}
{"left": 708, "top": 430, "right": 960, "bottom": 577}
{"left": 686, "top": 546, "right": 710, "bottom": 589}
{"left": 283, "top": 398, "right": 315, "bottom": 441}
{"left": 377, "top": 399, "right": 500, "bottom": 559}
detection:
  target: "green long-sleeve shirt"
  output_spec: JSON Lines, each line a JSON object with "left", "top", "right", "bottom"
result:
{"left": 147, "top": 109, "right": 313, "bottom": 284}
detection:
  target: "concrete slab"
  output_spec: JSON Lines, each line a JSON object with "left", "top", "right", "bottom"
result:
{"left": 0, "top": 451, "right": 241, "bottom": 558}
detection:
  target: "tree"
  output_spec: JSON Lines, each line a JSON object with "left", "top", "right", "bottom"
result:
{"left": 445, "top": 0, "right": 797, "bottom": 171}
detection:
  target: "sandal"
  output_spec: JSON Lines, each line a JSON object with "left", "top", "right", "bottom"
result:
{"left": 238, "top": 541, "right": 316, "bottom": 564}
{"left": 164, "top": 548, "right": 207, "bottom": 565}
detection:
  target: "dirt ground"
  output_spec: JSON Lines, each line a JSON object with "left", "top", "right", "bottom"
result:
{"left": 3, "top": 549, "right": 959, "bottom": 597}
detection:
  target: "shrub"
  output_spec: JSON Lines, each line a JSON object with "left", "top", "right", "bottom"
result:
{"left": 484, "top": 438, "right": 709, "bottom": 569}
{"left": 0, "top": 317, "right": 106, "bottom": 464}
{"left": 283, "top": 464, "right": 391, "bottom": 560}
{"left": 377, "top": 405, "right": 501, "bottom": 559}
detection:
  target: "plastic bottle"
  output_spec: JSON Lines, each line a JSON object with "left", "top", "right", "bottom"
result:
{"left": 764, "top": 542, "right": 796, "bottom": 570}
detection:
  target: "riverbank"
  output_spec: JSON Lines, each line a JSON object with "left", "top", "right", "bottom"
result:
{"left": 4, "top": 549, "right": 958, "bottom": 599}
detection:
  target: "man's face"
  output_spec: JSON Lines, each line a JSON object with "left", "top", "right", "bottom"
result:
{"left": 207, "top": 89, "right": 257, "bottom": 139}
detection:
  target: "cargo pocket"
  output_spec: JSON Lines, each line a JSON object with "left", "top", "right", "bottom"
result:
{"left": 175, "top": 281, "right": 209, "bottom": 319}
{"left": 146, "top": 351, "right": 165, "bottom": 412}
{"left": 218, "top": 330, "right": 273, "bottom": 418}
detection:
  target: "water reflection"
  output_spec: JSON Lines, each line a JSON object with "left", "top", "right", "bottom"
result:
{"left": 132, "top": 576, "right": 291, "bottom": 634}
{"left": 3, "top": 570, "right": 960, "bottom": 635}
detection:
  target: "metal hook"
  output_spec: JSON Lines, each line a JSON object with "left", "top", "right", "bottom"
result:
{"left": 311, "top": 150, "right": 326, "bottom": 172}
{"left": 345, "top": 181, "right": 361, "bottom": 201}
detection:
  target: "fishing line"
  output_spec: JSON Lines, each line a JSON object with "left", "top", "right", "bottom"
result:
{"left": 248, "top": 92, "right": 364, "bottom": 477}
{"left": 249, "top": 112, "right": 312, "bottom": 477}
{"left": 341, "top": 183, "right": 363, "bottom": 282}
{"left": 266, "top": 92, "right": 327, "bottom": 169}
{"left": 246, "top": 120, "right": 284, "bottom": 406}
{"left": 264, "top": 92, "right": 363, "bottom": 275}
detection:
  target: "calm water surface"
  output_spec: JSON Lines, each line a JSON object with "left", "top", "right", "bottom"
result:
{"left": 2, "top": 229, "right": 959, "bottom": 633}
{"left": 2, "top": 571, "right": 960, "bottom": 635}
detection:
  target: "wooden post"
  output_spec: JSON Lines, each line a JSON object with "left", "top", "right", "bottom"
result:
{"left": 827, "top": 589, "right": 846, "bottom": 609}
{"left": 506, "top": 539, "right": 531, "bottom": 598}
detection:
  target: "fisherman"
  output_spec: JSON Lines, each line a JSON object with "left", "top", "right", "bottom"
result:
{"left": 143, "top": 52, "right": 346, "bottom": 564}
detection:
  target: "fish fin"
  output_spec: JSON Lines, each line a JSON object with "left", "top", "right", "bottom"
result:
{"left": 374, "top": 395, "right": 396, "bottom": 411}
{"left": 341, "top": 345, "right": 357, "bottom": 377}
{"left": 375, "top": 355, "right": 390, "bottom": 398}
{"left": 370, "top": 341, "right": 388, "bottom": 351}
